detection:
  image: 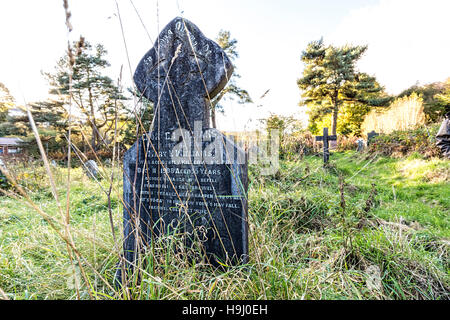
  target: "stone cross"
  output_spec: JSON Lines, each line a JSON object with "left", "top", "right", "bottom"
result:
{"left": 315, "top": 127, "right": 337, "bottom": 163}
{"left": 116, "top": 17, "right": 248, "bottom": 285}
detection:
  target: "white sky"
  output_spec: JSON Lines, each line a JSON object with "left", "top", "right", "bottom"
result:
{"left": 0, "top": 0, "right": 449, "bottom": 132}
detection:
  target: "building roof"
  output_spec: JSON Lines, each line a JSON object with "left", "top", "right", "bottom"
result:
{"left": 0, "top": 137, "right": 23, "bottom": 146}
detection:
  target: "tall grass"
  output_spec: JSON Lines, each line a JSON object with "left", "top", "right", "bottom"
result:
{"left": 0, "top": 152, "right": 449, "bottom": 299}
{"left": 362, "top": 93, "right": 426, "bottom": 135}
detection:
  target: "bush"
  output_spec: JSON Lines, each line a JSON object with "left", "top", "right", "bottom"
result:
{"left": 281, "top": 131, "right": 318, "bottom": 159}
{"left": 367, "top": 124, "right": 441, "bottom": 158}
{"left": 337, "top": 136, "right": 359, "bottom": 152}
{"left": 0, "top": 170, "right": 9, "bottom": 190}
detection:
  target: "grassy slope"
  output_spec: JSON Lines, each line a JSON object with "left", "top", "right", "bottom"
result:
{"left": 0, "top": 151, "right": 448, "bottom": 300}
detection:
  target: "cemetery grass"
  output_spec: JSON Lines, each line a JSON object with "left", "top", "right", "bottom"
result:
{"left": 0, "top": 151, "right": 448, "bottom": 300}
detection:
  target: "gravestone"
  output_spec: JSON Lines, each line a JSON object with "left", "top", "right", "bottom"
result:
{"left": 84, "top": 160, "right": 99, "bottom": 179}
{"left": 356, "top": 139, "right": 365, "bottom": 152}
{"left": 315, "top": 127, "right": 337, "bottom": 163}
{"left": 116, "top": 17, "right": 248, "bottom": 285}
{"left": 367, "top": 130, "right": 379, "bottom": 146}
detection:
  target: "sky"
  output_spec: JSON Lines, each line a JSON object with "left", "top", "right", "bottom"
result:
{"left": 0, "top": 0, "right": 449, "bottom": 132}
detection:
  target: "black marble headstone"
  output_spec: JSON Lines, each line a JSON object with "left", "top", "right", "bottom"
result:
{"left": 116, "top": 17, "right": 248, "bottom": 284}
{"left": 367, "top": 130, "right": 379, "bottom": 146}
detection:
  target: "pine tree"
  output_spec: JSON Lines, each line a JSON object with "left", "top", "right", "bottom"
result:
{"left": 298, "top": 39, "right": 391, "bottom": 135}
{"left": 9, "top": 99, "right": 72, "bottom": 156}
{"left": 44, "top": 38, "right": 128, "bottom": 152}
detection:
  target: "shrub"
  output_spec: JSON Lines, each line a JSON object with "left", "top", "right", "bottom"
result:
{"left": 0, "top": 170, "right": 9, "bottom": 190}
{"left": 337, "top": 136, "right": 359, "bottom": 152}
{"left": 367, "top": 124, "right": 441, "bottom": 158}
{"left": 281, "top": 131, "right": 318, "bottom": 159}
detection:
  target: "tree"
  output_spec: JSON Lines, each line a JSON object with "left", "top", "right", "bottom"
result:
{"left": 122, "top": 88, "right": 154, "bottom": 147}
{"left": 298, "top": 39, "right": 391, "bottom": 136}
{"left": 7, "top": 99, "right": 73, "bottom": 156}
{"left": 434, "top": 78, "right": 450, "bottom": 116}
{"left": 0, "top": 82, "right": 14, "bottom": 121}
{"left": 260, "top": 113, "right": 299, "bottom": 145}
{"left": 0, "top": 83, "right": 73, "bottom": 157}
{"left": 0, "top": 83, "right": 30, "bottom": 138}
{"left": 208, "top": 30, "right": 252, "bottom": 128}
{"left": 0, "top": 83, "right": 16, "bottom": 135}
{"left": 44, "top": 38, "right": 128, "bottom": 152}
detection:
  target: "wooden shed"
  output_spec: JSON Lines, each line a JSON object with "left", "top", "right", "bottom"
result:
{"left": 0, "top": 137, "right": 23, "bottom": 156}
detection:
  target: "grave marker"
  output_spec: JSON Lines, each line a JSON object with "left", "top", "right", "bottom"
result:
{"left": 315, "top": 127, "right": 337, "bottom": 163}
{"left": 356, "top": 139, "right": 365, "bottom": 152}
{"left": 84, "top": 160, "right": 99, "bottom": 179}
{"left": 367, "top": 130, "right": 379, "bottom": 146}
{"left": 116, "top": 17, "right": 248, "bottom": 285}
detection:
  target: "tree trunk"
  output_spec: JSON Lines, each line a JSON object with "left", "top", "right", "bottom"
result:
{"left": 87, "top": 69, "right": 97, "bottom": 152}
{"left": 211, "top": 105, "right": 217, "bottom": 129}
{"left": 82, "top": 134, "right": 86, "bottom": 153}
{"left": 91, "top": 127, "right": 96, "bottom": 152}
{"left": 331, "top": 105, "right": 338, "bottom": 136}
{"left": 209, "top": 90, "right": 227, "bottom": 129}
{"left": 331, "top": 92, "right": 339, "bottom": 136}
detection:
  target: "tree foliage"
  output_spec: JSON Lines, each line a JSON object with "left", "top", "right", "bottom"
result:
{"left": 44, "top": 38, "right": 128, "bottom": 152}
{"left": 0, "top": 82, "right": 17, "bottom": 135}
{"left": 298, "top": 39, "right": 391, "bottom": 136}
{"left": 11, "top": 100, "right": 72, "bottom": 156}
{"left": 0, "top": 82, "right": 14, "bottom": 122}
{"left": 121, "top": 88, "right": 154, "bottom": 147}
{"left": 0, "top": 39, "right": 131, "bottom": 159}
{"left": 209, "top": 30, "right": 252, "bottom": 128}
{"left": 398, "top": 78, "right": 450, "bottom": 122}
{"left": 0, "top": 82, "right": 73, "bottom": 156}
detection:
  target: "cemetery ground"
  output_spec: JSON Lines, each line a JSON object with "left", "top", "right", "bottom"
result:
{"left": 0, "top": 151, "right": 448, "bottom": 300}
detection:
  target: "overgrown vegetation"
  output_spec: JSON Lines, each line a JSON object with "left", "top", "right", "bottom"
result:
{"left": 398, "top": 78, "right": 450, "bottom": 123}
{"left": 0, "top": 0, "right": 448, "bottom": 302}
{"left": 361, "top": 93, "right": 426, "bottom": 135}
{"left": 0, "top": 151, "right": 448, "bottom": 300}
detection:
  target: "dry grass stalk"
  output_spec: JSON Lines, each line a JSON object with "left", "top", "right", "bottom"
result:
{"left": 63, "top": 0, "right": 73, "bottom": 32}
{"left": 62, "top": 0, "right": 80, "bottom": 299}
{"left": 0, "top": 287, "right": 8, "bottom": 300}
